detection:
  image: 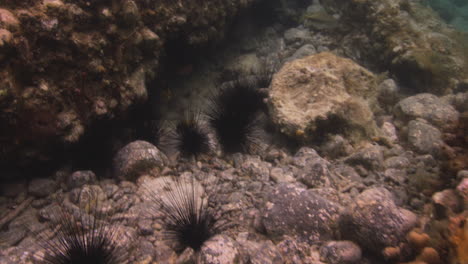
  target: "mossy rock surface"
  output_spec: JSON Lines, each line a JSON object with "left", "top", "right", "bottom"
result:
{"left": 321, "top": 0, "right": 468, "bottom": 95}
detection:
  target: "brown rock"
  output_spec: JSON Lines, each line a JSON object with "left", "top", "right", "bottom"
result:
{"left": 268, "top": 52, "right": 379, "bottom": 143}
{"left": 0, "top": 9, "right": 19, "bottom": 31}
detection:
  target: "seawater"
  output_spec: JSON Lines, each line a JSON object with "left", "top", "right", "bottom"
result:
{"left": 425, "top": 0, "right": 468, "bottom": 31}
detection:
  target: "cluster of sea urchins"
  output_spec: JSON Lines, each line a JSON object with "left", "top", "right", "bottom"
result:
{"left": 163, "top": 72, "right": 272, "bottom": 158}
{"left": 31, "top": 72, "right": 273, "bottom": 263}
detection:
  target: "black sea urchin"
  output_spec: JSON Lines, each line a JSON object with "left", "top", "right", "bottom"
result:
{"left": 166, "top": 112, "right": 211, "bottom": 158}
{"left": 147, "top": 177, "right": 222, "bottom": 252}
{"left": 38, "top": 194, "right": 126, "bottom": 264}
{"left": 207, "top": 78, "right": 266, "bottom": 153}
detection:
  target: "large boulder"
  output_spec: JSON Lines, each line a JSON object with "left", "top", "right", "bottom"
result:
{"left": 262, "top": 183, "right": 341, "bottom": 242}
{"left": 268, "top": 52, "right": 380, "bottom": 143}
{"left": 0, "top": 0, "right": 256, "bottom": 171}
{"left": 394, "top": 93, "right": 459, "bottom": 130}
{"left": 339, "top": 187, "right": 418, "bottom": 255}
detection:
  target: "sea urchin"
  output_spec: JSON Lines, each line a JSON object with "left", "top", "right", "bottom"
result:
{"left": 166, "top": 112, "right": 211, "bottom": 158}
{"left": 37, "top": 194, "right": 126, "bottom": 264}
{"left": 147, "top": 177, "right": 222, "bottom": 252}
{"left": 207, "top": 78, "right": 266, "bottom": 153}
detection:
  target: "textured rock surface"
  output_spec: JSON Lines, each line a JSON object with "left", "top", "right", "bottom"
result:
{"left": 293, "top": 148, "right": 333, "bottom": 188}
{"left": 339, "top": 187, "right": 418, "bottom": 255}
{"left": 113, "top": 140, "right": 166, "bottom": 180}
{"left": 67, "top": 170, "right": 96, "bottom": 189}
{"left": 199, "top": 235, "right": 241, "bottom": 264}
{"left": 262, "top": 183, "right": 341, "bottom": 242}
{"left": 395, "top": 93, "right": 459, "bottom": 130}
{"left": 319, "top": 240, "right": 362, "bottom": 264}
{"left": 320, "top": 0, "right": 468, "bottom": 95}
{"left": 407, "top": 119, "right": 444, "bottom": 156}
{"left": 242, "top": 240, "right": 284, "bottom": 264}
{"left": 268, "top": 52, "right": 380, "bottom": 143}
{"left": 0, "top": 0, "right": 256, "bottom": 169}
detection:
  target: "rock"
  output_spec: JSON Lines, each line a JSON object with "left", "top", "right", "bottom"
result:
{"left": 43, "top": 0, "right": 64, "bottom": 9}
{"left": 113, "top": 141, "right": 167, "bottom": 180}
{"left": 377, "top": 79, "right": 400, "bottom": 110}
{"left": 407, "top": 119, "right": 443, "bottom": 156}
{"left": 270, "top": 167, "right": 295, "bottom": 183}
{"left": 67, "top": 170, "right": 96, "bottom": 189}
{"left": 303, "top": 2, "right": 339, "bottom": 30}
{"left": 71, "top": 185, "right": 107, "bottom": 212}
{"left": 320, "top": 135, "right": 354, "bottom": 159}
{"left": 384, "top": 156, "right": 410, "bottom": 169}
{"left": 0, "top": 29, "right": 12, "bottom": 48}
{"left": 447, "top": 92, "right": 468, "bottom": 112}
{"left": 380, "top": 121, "right": 398, "bottom": 143}
{"left": 293, "top": 148, "right": 337, "bottom": 188}
{"left": 283, "top": 28, "right": 311, "bottom": 44}
{"left": 176, "top": 247, "right": 196, "bottom": 264}
{"left": 0, "top": 228, "right": 26, "bottom": 247}
{"left": 199, "top": 235, "right": 241, "bottom": 264}
{"left": 457, "top": 170, "right": 468, "bottom": 179}
{"left": 121, "top": 0, "right": 140, "bottom": 28}
{"left": 262, "top": 183, "right": 341, "bottom": 242}
{"left": 287, "top": 44, "right": 317, "bottom": 61}
{"left": 292, "top": 147, "right": 321, "bottom": 167}
{"left": 268, "top": 52, "right": 379, "bottom": 143}
{"left": 28, "top": 178, "right": 58, "bottom": 198}
{"left": 242, "top": 240, "right": 283, "bottom": 264}
{"left": 383, "top": 169, "right": 407, "bottom": 185}
{"left": 296, "top": 155, "right": 332, "bottom": 188}
{"left": 319, "top": 240, "right": 362, "bottom": 264}
{"left": 154, "top": 241, "right": 177, "bottom": 262}
{"left": 133, "top": 240, "right": 156, "bottom": 262}
{"left": 395, "top": 93, "right": 459, "bottom": 129}
{"left": 0, "top": 9, "right": 20, "bottom": 31}
{"left": 344, "top": 145, "right": 384, "bottom": 171}
{"left": 137, "top": 219, "right": 153, "bottom": 236}
{"left": 432, "top": 189, "right": 461, "bottom": 217}
{"left": 276, "top": 238, "right": 307, "bottom": 264}
{"left": 339, "top": 187, "right": 418, "bottom": 255}
{"left": 56, "top": 111, "right": 84, "bottom": 143}
{"left": 456, "top": 178, "right": 468, "bottom": 210}
{"left": 240, "top": 156, "right": 271, "bottom": 182}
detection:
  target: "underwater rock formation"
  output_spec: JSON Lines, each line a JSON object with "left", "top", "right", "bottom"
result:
{"left": 394, "top": 93, "right": 460, "bottom": 130}
{"left": 262, "top": 182, "right": 341, "bottom": 242}
{"left": 321, "top": 0, "right": 468, "bottom": 95}
{"left": 0, "top": 0, "right": 255, "bottom": 171}
{"left": 268, "top": 52, "right": 380, "bottom": 144}
{"left": 339, "top": 187, "right": 418, "bottom": 256}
